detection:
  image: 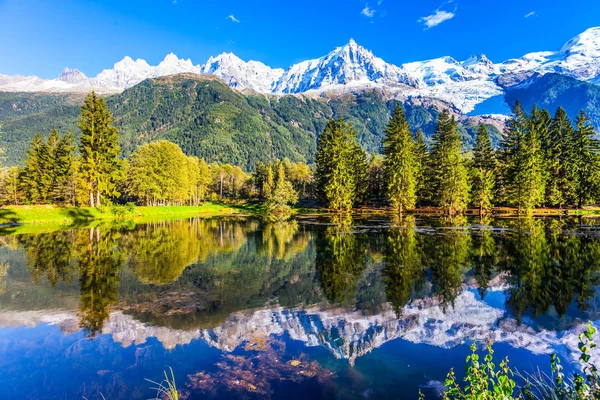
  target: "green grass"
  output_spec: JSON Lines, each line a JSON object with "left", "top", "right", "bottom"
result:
{"left": 0, "top": 203, "right": 247, "bottom": 226}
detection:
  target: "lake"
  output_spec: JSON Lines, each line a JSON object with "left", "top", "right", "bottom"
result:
{"left": 0, "top": 214, "right": 599, "bottom": 399}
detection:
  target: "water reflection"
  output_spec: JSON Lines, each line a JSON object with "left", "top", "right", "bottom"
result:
{"left": 383, "top": 215, "right": 425, "bottom": 316}
{"left": 1, "top": 215, "right": 600, "bottom": 399}
{"left": 4, "top": 216, "right": 600, "bottom": 334}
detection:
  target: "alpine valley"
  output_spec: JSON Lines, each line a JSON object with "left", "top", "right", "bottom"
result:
{"left": 1, "top": 27, "right": 600, "bottom": 166}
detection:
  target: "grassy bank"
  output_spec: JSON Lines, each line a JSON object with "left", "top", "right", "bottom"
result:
{"left": 0, "top": 203, "right": 246, "bottom": 225}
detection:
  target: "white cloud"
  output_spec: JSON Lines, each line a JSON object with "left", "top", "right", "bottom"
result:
{"left": 226, "top": 14, "right": 240, "bottom": 23}
{"left": 418, "top": 9, "right": 455, "bottom": 29}
{"left": 361, "top": 4, "right": 375, "bottom": 18}
{"left": 524, "top": 11, "right": 536, "bottom": 18}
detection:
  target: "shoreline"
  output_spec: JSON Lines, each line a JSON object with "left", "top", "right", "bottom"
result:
{"left": 2, "top": 203, "right": 599, "bottom": 227}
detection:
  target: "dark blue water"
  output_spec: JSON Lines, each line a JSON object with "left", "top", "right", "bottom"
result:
{"left": 0, "top": 215, "right": 598, "bottom": 399}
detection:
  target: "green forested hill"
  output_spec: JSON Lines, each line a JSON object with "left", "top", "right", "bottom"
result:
{"left": 505, "top": 73, "right": 600, "bottom": 126}
{"left": 0, "top": 74, "right": 499, "bottom": 168}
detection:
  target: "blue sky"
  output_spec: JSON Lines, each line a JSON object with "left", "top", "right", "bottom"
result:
{"left": 1, "top": 0, "right": 599, "bottom": 78}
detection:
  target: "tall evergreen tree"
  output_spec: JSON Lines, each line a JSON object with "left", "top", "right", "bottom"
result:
{"left": 430, "top": 112, "right": 470, "bottom": 215}
{"left": 21, "top": 133, "right": 51, "bottom": 204}
{"left": 315, "top": 118, "right": 365, "bottom": 212}
{"left": 414, "top": 128, "right": 430, "bottom": 205}
{"left": 52, "top": 131, "right": 76, "bottom": 204}
{"left": 500, "top": 102, "right": 545, "bottom": 213}
{"left": 547, "top": 107, "right": 578, "bottom": 208}
{"left": 351, "top": 140, "right": 369, "bottom": 205}
{"left": 264, "top": 163, "right": 298, "bottom": 221}
{"left": 382, "top": 105, "right": 418, "bottom": 213}
{"left": 315, "top": 120, "right": 336, "bottom": 204}
{"left": 528, "top": 106, "right": 552, "bottom": 206}
{"left": 79, "top": 91, "right": 121, "bottom": 207}
{"left": 574, "top": 110, "right": 600, "bottom": 207}
{"left": 470, "top": 124, "right": 496, "bottom": 214}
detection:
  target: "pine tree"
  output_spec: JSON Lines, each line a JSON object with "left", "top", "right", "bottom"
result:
{"left": 500, "top": 103, "right": 545, "bottom": 213}
{"left": 21, "top": 133, "right": 50, "bottom": 204}
{"left": 528, "top": 106, "right": 552, "bottom": 206}
{"left": 79, "top": 91, "right": 122, "bottom": 207}
{"left": 382, "top": 104, "right": 418, "bottom": 213}
{"left": 315, "top": 120, "right": 336, "bottom": 204}
{"left": 498, "top": 101, "right": 528, "bottom": 207}
{"left": 547, "top": 107, "right": 578, "bottom": 208}
{"left": 315, "top": 118, "right": 364, "bottom": 212}
{"left": 430, "top": 112, "right": 470, "bottom": 215}
{"left": 470, "top": 124, "right": 496, "bottom": 214}
{"left": 52, "top": 131, "right": 75, "bottom": 204}
{"left": 264, "top": 163, "right": 298, "bottom": 221}
{"left": 350, "top": 140, "right": 369, "bottom": 205}
{"left": 574, "top": 110, "right": 600, "bottom": 207}
{"left": 414, "top": 128, "right": 430, "bottom": 205}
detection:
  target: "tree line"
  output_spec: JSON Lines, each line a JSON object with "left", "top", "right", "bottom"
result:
{"left": 314, "top": 102, "right": 600, "bottom": 214}
{"left": 1, "top": 91, "right": 598, "bottom": 214}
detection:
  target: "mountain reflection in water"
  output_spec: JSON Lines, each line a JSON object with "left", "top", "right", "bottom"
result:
{"left": 0, "top": 215, "right": 599, "bottom": 399}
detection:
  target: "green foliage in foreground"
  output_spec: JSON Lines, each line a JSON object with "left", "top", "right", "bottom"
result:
{"left": 442, "top": 323, "right": 600, "bottom": 399}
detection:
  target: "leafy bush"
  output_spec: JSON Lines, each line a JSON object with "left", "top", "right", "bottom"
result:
{"left": 442, "top": 323, "right": 599, "bottom": 400}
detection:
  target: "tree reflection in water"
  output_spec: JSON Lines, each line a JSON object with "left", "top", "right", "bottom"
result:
{"left": 315, "top": 214, "right": 369, "bottom": 305}
{"left": 6, "top": 215, "right": 600, "bottom": 337}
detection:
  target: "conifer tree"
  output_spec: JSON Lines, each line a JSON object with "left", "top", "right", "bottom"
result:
{"left": 414, "top": 128, "right": 430, "bottom": 205}
{"left": 528, "top": 106, "right": 552, "bottom": 206}
{"left": 382, "top": 105, "right": 418, "bottom": 213}
{"left": 430, "top": 112, "right": 470, "bottom": 215}
{"left": 498, "top": 101, "right": 527, "bottom": 206}
{"left": 500, "top": 102, "right": 545, "bottom": 213}
{"left": 52, "top": 132, "right": 75, "bottom": 204}
{"left": 79, "top": 91, "right": 121, "bottom": 207}
{"left": 21, "top": 133, "right": 50, "bottom": 204}
{"left": 547, "top": 107, "right": 578, "bottom": 208}
{"left": 264, "top": 163, "right": 298, "bottom": 221}
{"left": 315, "top": 120, "right": 335, "bottom": 204}
{"left": 470, "top": 124, "right": 496, "bottom": 214}
{"left": 574, "top": 110, "right": 600, "bottom": 207}
{"left": 315, "top": 118, "right": 365, "bottom": 212}
{"left": 351, "top": 140, "right": 369, "bottom": 205}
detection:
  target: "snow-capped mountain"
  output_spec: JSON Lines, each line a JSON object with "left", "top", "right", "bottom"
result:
{"left": 2, "top": 288, "right": 598, "bottom": 369}
{"left": 0, "top": 53, "right": 201, "bottom": 94}
{"left": 57, "top": 67, "right": 88, "bottom": 84}
{"left": 1, "top": 27, "right": 600, "bottom": 115}
{"left": 201, "top": 52, "right": 284, "bottom": 93}
{"left": 272, "top": 38, "right": 418, "bottom": 93}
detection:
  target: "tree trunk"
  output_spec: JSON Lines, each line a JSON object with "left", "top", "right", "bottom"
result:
{"left": 96, "top": 191, "right": 101, "bottom": 208}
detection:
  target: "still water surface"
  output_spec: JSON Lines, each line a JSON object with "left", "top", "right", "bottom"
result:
{"left": 0, "top": 215, "right": 599, "bottom": 399}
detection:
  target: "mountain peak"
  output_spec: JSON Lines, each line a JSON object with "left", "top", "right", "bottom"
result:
{"left": 57, "top": 67, "right": 88, "bottom": 84}
{"left": 560, "top": 27, "right": 600, "bottom": 57}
